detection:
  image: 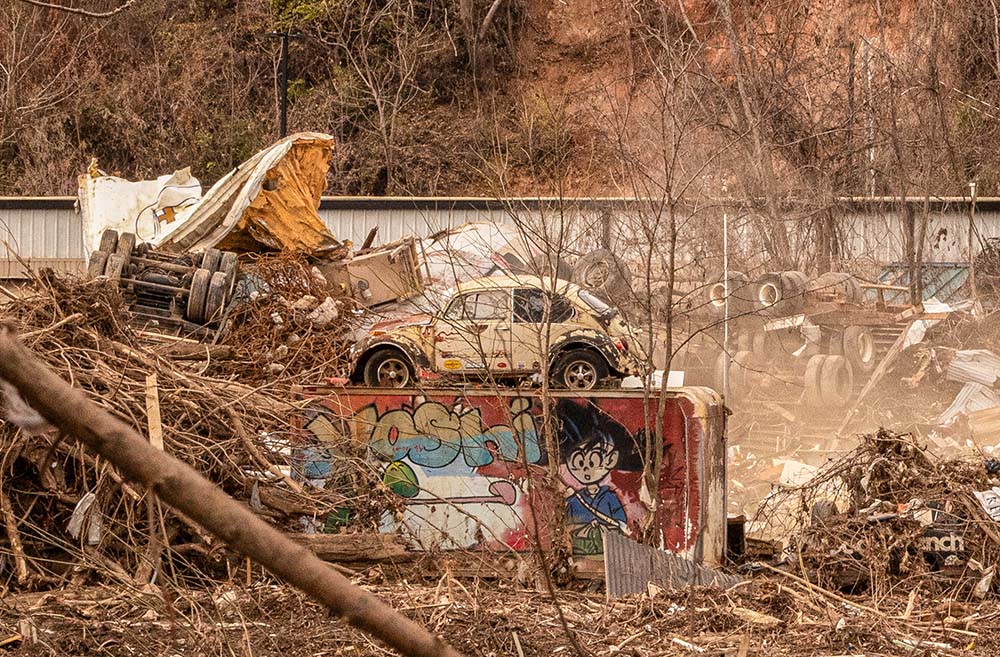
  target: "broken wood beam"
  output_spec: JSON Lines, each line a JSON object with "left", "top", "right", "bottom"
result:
{"left": 288, "top": 532, "right": 414, "bottom": 563}
{"left": 0, "top": 328, "right": 464, "bottom": 657}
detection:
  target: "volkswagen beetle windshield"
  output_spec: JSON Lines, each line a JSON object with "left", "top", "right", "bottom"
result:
{"left": 578, "top": 289, "right": 615, "bottom": 320}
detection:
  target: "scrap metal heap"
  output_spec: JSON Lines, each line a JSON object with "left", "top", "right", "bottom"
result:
{"left": 79, "top": 132, "right": 426, "bottom": 339}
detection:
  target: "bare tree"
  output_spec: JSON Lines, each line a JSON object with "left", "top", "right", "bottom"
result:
{"left": 0, "top": 3, "right": 95, "bottom": 148}
{"left": 300, "top": 0, "right": 438, "bottom": 193}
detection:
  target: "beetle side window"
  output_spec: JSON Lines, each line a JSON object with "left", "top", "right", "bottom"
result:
{"left": 469, "top": 291, "right": 509, "bottom": 320}
{"left": 514, "top": 289, "right": 575, "bottom": 323}
{"left": 443, "top": 294, "right": 467, "bottom": 321}
{"left": 513, "top": 289, "right": 545, "bottom": 322}
{"left": 444, "top": 291, "right": 509, "bottom": 321}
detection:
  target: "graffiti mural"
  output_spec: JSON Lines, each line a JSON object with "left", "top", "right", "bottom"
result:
{"left": 365, "top": 397, "right": 541, "bottom": 469}
{"left": 296, "top": 388, "right": 726, "bottom": 560}
{"left": 348, "top": 396, "right": 540, "bottom": 550}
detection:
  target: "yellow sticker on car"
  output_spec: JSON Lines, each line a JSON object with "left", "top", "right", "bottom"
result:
{"left": 443, "top": 359, "right": 462, "bottom": 370}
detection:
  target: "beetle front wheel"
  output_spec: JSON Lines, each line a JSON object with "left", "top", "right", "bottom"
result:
{"left": 363, "top": 349, "right": 415, "bottom": 388}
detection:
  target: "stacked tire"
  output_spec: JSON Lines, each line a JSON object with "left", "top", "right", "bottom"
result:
{"left": 707, "top": 271, "right": 755, "bottom": 316}
{"left": 803, "top": 354, "right": 853, "bottom": 408}
{"left": 714, "top": 349, "right": 755, "bottom": 400}
{"left": 803, "top": 272, "right": 863, "bottom": 304}
{"left": 753, "top": 270, "right": 808, "bottom": 315}
{"left": 572, "top": 249, "right": 631, "bottom": 301}
{"left": 187, "top": 248, "right": 240, "bottom": 324}
{"left": 87, "top": 229, "right": 135, "bottom": 281}
{"left": 839, "top": 325, "right": 876, "bottom": 373}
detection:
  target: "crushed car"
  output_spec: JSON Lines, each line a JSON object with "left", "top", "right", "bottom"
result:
{"left": 348, "top": 274, "right": 643, "bottom": 389}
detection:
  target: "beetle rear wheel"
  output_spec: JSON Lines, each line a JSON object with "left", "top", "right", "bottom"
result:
{"left": 553, "top": 349, "right": 609, "bottom": 391}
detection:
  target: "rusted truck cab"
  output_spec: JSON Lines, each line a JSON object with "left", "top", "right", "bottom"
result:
{"left": 295, "top": 386, "right": 727, "bottom": 569}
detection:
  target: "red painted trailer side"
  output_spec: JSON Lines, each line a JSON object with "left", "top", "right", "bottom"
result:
{"left": 295, "top": 386, "right": 727, "bottom": 565}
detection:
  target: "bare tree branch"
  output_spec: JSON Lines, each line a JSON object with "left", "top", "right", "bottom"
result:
{"left": 15, "top": 0, "right": 134, "bottom": 18}
{"left": 477, "top": 0, "right": 506, "bottom": 42}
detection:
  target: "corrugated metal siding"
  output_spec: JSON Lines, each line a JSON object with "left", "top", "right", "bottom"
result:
{"left": 317, "top": 206, "right": 516, "bottom": 245}
{"left": 837, "top": 209, "right": 1000, "bottom": 264}
{"left": 316, "top": 204, "right": 615, "bottom": 255}
{"left": 4, "top": 196, "right": 1000, "bottom": 279}
{"left": 0, "top": 203, "right": 85, "bottom": 278}
{"left": 603, "top": 529, "right": 741, "bottom": 598}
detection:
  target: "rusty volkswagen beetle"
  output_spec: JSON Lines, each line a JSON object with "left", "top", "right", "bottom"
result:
{"left": 349, "top": 275, "right": 643, "bottom": 390}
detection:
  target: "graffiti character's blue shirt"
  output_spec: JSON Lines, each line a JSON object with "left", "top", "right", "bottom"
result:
{"left": 567, "top": 485, "right": 625, "bottom": 527}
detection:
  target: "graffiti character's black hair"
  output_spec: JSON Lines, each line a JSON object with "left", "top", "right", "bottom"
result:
{"left": 543, "top": 399, "right": 644, "bottom": 471}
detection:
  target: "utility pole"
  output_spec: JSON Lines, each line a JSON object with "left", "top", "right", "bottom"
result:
{"left": 266, "top": 31, "right": 301, "bottom": 138}
{"left": 969, "top": 181, "right": 979, "bottom": 303}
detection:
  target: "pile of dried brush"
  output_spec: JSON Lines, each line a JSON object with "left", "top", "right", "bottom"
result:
{"left": 0, "top": 271, "right": 388, "bottom": 593}
{"left": 758, "top": 428, "right": 1000, "bottom": 599}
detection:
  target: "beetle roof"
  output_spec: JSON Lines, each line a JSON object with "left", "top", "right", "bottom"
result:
{"left": 452, "top": 273, "right": 581, "bottom": 296}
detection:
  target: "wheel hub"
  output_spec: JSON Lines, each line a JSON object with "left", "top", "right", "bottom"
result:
{"left": 378, "top": 359, "right": 409, "bottom": 386}
{"left": 565, "top": 360, "right": 597, "bottom": 390}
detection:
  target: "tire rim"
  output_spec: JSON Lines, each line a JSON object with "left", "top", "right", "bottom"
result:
{"left": 563, "top": 360, "right": 598, "bottom": 390}
{"left": 709, "top": 282, "right": 727, "bottom": 308}
{"left": 583, "top": 261, "right": 611, "bottom": 288}
{"left": 758, "top": 282, "right": 780, "bottom": 307}
{"left": 377, "top": 358, "right": 410, "bottom": 387}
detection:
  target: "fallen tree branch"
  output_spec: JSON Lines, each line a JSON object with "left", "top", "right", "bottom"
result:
{"left": 0, "top": 487, "right": 29, "bottom": 584}
{"left": 0, "top": 327, "right": 465, "bottom": 657}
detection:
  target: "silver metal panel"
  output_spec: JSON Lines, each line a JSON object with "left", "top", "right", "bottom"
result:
{"left": 946, "top": 350, "right": 1000, "bottom": 386}
{"left": 937, "top": 382, "right": 1000, "bottom": 425}
{"left": 602, "top": 529, "right": 741, "bottom": 598}
{"left": 0, "top": 204, "right": 85, "bottom": 278}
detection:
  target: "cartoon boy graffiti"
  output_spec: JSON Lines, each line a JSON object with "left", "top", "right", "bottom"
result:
{"left": 563, "top": 437, "right": 628, "bottom": 534}
{"left": 556, "top": 400, "right": 634, "bottom": 554}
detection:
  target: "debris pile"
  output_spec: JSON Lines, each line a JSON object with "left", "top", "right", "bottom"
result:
{"left": 860, "top": 308, "right": 1000, "bottom": 449}
{"left": 213, "top": 251, "right": 357, "bottom": 384}
{"left": 759, "top": 429, "right": 1000, "bottom": 599}
{"left": 0, "top": 271, "right": 386, "bottom": 592}
{"left": 5, "top": 574, "right": 1000, "bottom": 655}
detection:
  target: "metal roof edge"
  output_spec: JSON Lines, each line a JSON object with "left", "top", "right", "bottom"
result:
{"left": 0, "top": 197, "right": 77, "bottom": 210}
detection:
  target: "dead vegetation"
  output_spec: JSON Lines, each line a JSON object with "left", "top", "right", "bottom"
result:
{"left": 0, "top": 266, "right": 392, "bottom": 595}
{"left": 758, "top": 430, "right": 1000, "bottom": 603}
{"left": 213, "top": 251, "right": 358, "bottom": 385}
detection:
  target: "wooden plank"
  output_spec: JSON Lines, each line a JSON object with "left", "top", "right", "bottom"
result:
{"left": 969, "top": 406, "right": 1000, "bottom": 437}
{"left": 145, "top": 374, "right": 163, "bottom": 451}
